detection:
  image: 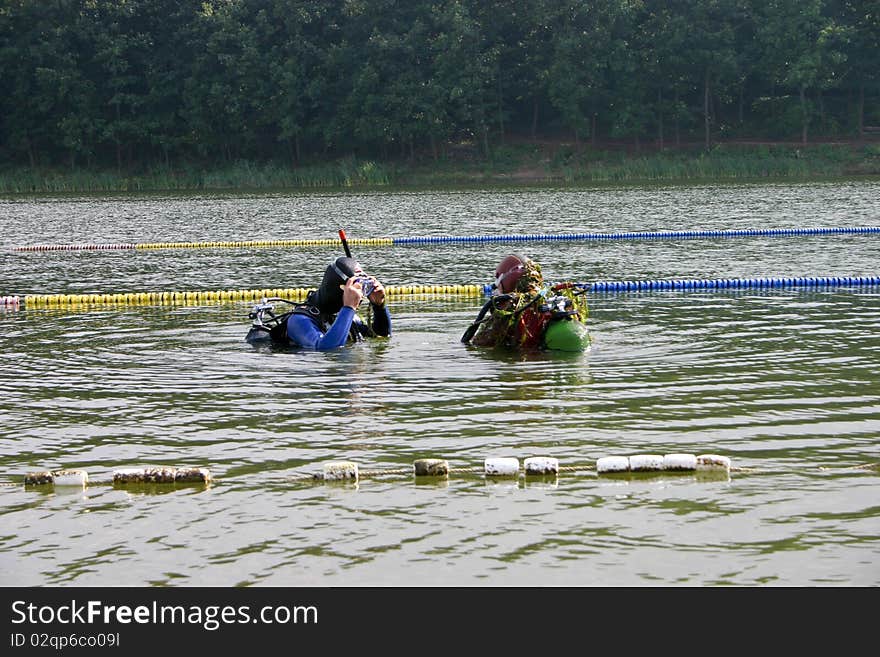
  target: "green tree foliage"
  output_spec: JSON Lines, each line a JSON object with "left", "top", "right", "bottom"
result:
{"left": 833, "top": 0, "right": 880, "bottom": 136}
{"left": 755, "top": 0, "right": 836, "bottom": 143}
{"left": 0, "top": 0, "right": 874, "bottom": 170}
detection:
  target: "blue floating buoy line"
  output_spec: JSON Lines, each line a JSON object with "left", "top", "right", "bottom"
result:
{"left": 483, "top": 276, "right": 880, "bottom": 295}
{"left": 396, "top": 226, "right": 880, "bottom": 245}
{"left": 9, "top": 225, "right": 880, "bottom": 253}
{"left": 576, "top": 275, "right": 880, "bottom": 294}
{"left": 3, "top": 275, "right": 878, "bottom": 308}
{"left": 481, "top": 275, "right": 880, "bottom": 295}
{"left": 4, "top": 223, "right": 878, "bottom": 307}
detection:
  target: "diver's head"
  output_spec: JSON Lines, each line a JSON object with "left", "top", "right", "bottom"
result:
{"left": 314, "top": 256, "right": 361, "bottom": 314}
{"left": 494, "top": 254, "right": 542, "bottom": 293}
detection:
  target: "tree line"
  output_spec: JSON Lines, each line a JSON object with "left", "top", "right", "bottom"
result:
{"left": 1, "top": 0, "right": 877, "bottom": 171}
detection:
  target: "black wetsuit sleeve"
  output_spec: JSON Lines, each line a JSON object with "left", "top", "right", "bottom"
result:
{"left": 368, "top": 304, "right": 392, "bottom": 337}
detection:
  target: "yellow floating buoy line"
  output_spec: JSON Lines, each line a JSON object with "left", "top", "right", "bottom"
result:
{"left": 134, "top": 238, "right": 394, "bottom": 250}
{"left": 12, "top": 238, "right": 394, "bottom": 252}
{"left": 14, "top": 284, "right": 485, "bottom": 309}
{"left": 11, "top": 226, "right": 880, "bottom": 253}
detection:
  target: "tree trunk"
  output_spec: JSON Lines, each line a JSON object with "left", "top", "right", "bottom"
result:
{"left": 673, "top": 89, "right": 681, "bottom": 148}
{"left": 497, "top": 76, "right": 505, "bottom": 144}
{"left": 858, "top": 83, "right": 864, "bottom": 139}
{"left": 738, "top": 84, "right": 744, "bottom": 124}
{"left": 799, "top": 84, "right": 808, "bottom": 145}
{"left": 531, "top": 97, "right": 539, "bottom": 140}
{"left": 478, "top": 95, "right": 490, "bottom": 157}
{"left": 704, "top": 69, "right": 711, "bottom": 151}
{"left": 115, "top": 103, "right": 123, "bottom": 171}
{"left": 657, "top": 88, "right": 664, "bottom": 150}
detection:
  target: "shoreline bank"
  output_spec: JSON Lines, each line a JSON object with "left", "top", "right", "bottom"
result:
{"left": 2, "top": 141, "right": 878, "bottom": 195}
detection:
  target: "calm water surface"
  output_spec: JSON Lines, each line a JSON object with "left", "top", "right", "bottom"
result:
{"left": 1, "top": 180, "right": 878, "bottom": 586}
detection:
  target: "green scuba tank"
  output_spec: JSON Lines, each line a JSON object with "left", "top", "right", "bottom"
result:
{"left": 543, "top": 318, "right": 591, "bottom": 352}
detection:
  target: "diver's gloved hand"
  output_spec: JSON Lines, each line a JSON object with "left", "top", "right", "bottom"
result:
{"left": 365, "top": 276, "right": 386, "bottom": 307}
{"left": 340, "top": 276, "right": 364, "bottom": 309}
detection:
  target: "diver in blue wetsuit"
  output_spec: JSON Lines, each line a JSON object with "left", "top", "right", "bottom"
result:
{"left": 246, "top": 256, "right": 391, "bottom": 350}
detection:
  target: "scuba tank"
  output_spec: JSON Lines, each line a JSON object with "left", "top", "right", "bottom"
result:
{"left": 245, "top": 297, "right": 298, "bottom": 344}
{"left": 543, "top": 315, "right": 591, "bottom": 352}
{"left": 535, "top": 291, "right": 591, "bottom": 352}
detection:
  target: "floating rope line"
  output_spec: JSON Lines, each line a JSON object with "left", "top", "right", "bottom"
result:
{"left": 4, "top": 284, "right": 485, "bottom": 309}
{"left": 9, "top": 226, "right": 880, "bottom": 252}
{"left": 579, "top": 275, "right": 880, "bottom": 293}
{"left": 4, "top": 275, "right": 879, "bottom": 309}
{"left": 394, "top": 226, "right": 880, "bottom": 245}
{"left": 5, "top": 457, "right": 877, "bottom": 491}
{"left": 2, "top": 455, "right": 731, "bottom": 490}
{"left": 11, "top": 238, "right": 394, "bottom": 252}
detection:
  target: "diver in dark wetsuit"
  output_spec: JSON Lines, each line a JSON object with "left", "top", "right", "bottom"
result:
{"left": 246, "top": 256, "right": 391, "bottom": 350}
{"left": 461, "top": 254, "right": 590, "bottom": 352}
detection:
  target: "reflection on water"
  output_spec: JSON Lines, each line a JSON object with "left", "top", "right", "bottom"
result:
{"left": 1, "top": 180, "right": 879, "bottom": 586}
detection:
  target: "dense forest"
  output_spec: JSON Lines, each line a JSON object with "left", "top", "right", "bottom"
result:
{"left": 1, "top": 0, "right": 878, "bottom": 172}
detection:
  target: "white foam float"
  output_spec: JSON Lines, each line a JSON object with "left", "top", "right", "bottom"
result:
{"left": 24, "top": 469, "right": 88, "bottom": 487}
{"left": 628, "top": 454, "right": 665, "bottom": 471}
{"left": 413, "top": 459, "right": 449, "bottom": 477}
{"left": 696, "top": 454, "right": 732, "bottom": 472}
{"left": 174, "top": 468, "right": 212, "bottom": 483}
{"left": 322, "top": 461, "right": 359, "bottom": 482}
{"left": 596, "top": 456, "right": 629, "bottom": 473}
{"left": 663, "top": 453, "right": 698, "bottom": 471}
{"left": 484, "top": 457, "right": 520, "bottom": 477}
{"left": 113, "top": 467, "right": 212, "bottom": 484}
{"left": 524, "top": 457, "right": 559, "bottom": 475}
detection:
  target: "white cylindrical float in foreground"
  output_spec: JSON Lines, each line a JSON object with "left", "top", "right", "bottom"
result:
{"left": 596, "top": 456, "right": 630, "bottom": 473}
{"left": 113, "top": 467, "right": 212, "bottom": 484}
{"left": 114, "top": 467, "right": 176, "bottom": 484}
{"left": 524, "top": 457, "right": 559, "bottom": 475}
{"left": 322, "top": 461, "right": 359, "bottom": 482}
{"left": 628, "top": 454, "right": 664, "bottom": 472}
{"left": 662, "top": 453, "right": 698, "bottom": 471}
{"left": 696, "top": 454, "right": 732, "bottom": 472}
{"left": 484, "top": 457, "right": 520, "bottom": 477}
{"left": 173, "top": 468, "right": 212, "bottom": 483}
{"left": 24, "top": 469, "right": 88, "bottom": 487}
{"left": 413, "top": 459, "right": 449, "bottom": 477}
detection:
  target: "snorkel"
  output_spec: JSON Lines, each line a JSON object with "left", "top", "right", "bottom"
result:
{"left": 338, "top": 228, "right": 353, "bottom": 258}
{"left": 339, "top": 228, "right": 376, "bottom": 299}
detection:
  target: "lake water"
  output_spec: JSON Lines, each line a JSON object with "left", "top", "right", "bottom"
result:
{"left": 1, "top": 180, "right": 878, "bottom": 586}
